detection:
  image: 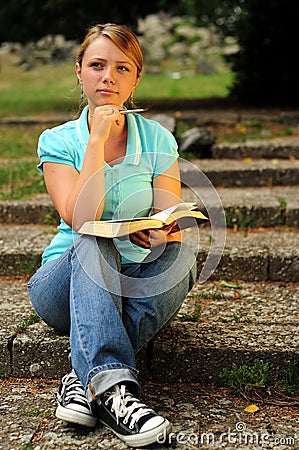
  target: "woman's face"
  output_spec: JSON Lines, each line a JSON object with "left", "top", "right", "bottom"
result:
{"left": 76, "top": 36, "right": 141, "bottom": 108}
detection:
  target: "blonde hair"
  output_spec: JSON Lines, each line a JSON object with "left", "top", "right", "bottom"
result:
{"left": 77, "top": 23, "right": 143, "bottom": 78}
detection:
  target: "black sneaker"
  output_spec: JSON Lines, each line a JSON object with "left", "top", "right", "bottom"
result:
{"left": 94, "top": 384, "right": 171, "bottom": 447}
{"left": 56, "top": 370, "right": 97, "bottom": 428}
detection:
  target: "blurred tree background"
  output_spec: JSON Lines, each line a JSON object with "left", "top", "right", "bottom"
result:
{"left": 0, "top": 0, "right": 296, "bottom": 106}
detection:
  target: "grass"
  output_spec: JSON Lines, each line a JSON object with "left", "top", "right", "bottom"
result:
{"left": 219, "top": 359, "right": 272, "bottom": 396}
{"left": 219, "top": 359, "right": 299, "bottom": 398}
{"left": 211, "top": 121, "right": 295, "bottom": 144}
{"left": 0, "top": 160, "right": 46, "bottom": 200}
{"left": 0, "top": 56, "right": 78, "bottom": 118}
{"left": 137, "top": 72, "right": 233, "bottom": 100}
{"left": 0, "top": 124, "right": 46, "bottom": 159}
{"left": 0, "top": 54, "right": 234, "bottom": 118}
{"left": 15, "top": 311, "right": 41, "bottom": 334}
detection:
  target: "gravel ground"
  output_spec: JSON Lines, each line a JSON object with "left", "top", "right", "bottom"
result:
{"left": 0, "top": 378, "right": 298, "bottom": 450}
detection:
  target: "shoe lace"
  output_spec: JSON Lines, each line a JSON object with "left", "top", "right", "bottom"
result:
{"left": 59, "top": 370, "right": 88, "bottom": 406}
{"left": 106, "top": 385, "right": 154, "bottom": 429}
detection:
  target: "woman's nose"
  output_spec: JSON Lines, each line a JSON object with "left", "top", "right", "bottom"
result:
{"left": 102, "top": 66, "right": 115, "bottom": 84}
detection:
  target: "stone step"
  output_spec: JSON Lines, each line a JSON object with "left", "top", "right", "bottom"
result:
{"left": 184, "top": 185, "right": 299, "bottom": 229}
{"left": 179, "top": 158, "right": 299, "bottom": 187}
{"left": 211, "top": 137, "right": 299, "bottom": 160}
{"left": 0, "top": 225, "right": 298, "bottom": 281}
{"left": 0, "top": 194, "right": 59, "bottom": 225}
{"left": 1, "top": 157, "right": 298, "bottom": 197}
{"left": 1, "top": 278, "right": 297, "bottom": 386}
{"left": 0, "top": 185, "right": 298, "bottom": 228}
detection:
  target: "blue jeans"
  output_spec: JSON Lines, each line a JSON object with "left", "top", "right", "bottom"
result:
{"left": 28, "top": 236, "right": 197, "bottom": 401}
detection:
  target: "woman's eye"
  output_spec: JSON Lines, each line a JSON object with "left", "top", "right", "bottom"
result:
{"left": 118, "top": 66, "right": 129, "bottom": 72}
{"left": 91, "top": 62, "right": 103, "bottom": 68}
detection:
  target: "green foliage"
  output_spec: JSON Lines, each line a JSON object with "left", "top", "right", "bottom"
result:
{"left": 277, "top": 196, "right": 287, "bottom": 211}
{"left": 0, "top": 53, "right": 233, "bottom": 118}
{"left": 220, "top": 280, "right": 241, "bottom": 289}
{"left": 0, "top": 54, "right": 78, "bottom": 118}
{"left": 179, "top": 300, "right": 202, "bottom": 321}
{"left": 220, "top": 359, "right": 299, "bottom": 397}
{"left": 219, "top": 359, "right": 272, "bottom": 395}
{"left": 25, "top": 408, "right": 53, "bottom": 418}
{"left": 281, "top": 360, "right": 299, "bottom": 395}
{"left": 0, "top": 161, "right": 46, "bottom": 200}
{"left": 44, "top": 209, "right": 60, "bottom": 226}
{"left": 15, "top": 312, "right": 41, "bottom": 334}
{"left": 22, "top": 445, "right": 33, "bottom": 450}
{"left": 138, "top": 72, "right": 233, "bottom": 100}
{"left": 0, "top": 125, "right": 43, "bottom": 158}
{"left": 225, "top": 207, "right": 262, "bottom": 230}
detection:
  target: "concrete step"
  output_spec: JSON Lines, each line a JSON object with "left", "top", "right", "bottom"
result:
{"left": 184, "top": 185, "right": 299, "bottom": 229}
{"left": 0, "top": 225, "right": 298, "bottom": 281}
{"left": 211, "top": 137, "right": 299, "bottom": 160}
{"left": 1, "top": 185, "right": 298, "bottom": 228}
{"left": 1, "top": 157, "right": 299, "bottom": 196}
{"left": 0, "top": 194, "right": 59, "bottom": 225}
{"left": 1, "top": 278, "right": 297, "bottom": 386}
{"left": 179, "top": 158, "right": 299, "bottom": 187}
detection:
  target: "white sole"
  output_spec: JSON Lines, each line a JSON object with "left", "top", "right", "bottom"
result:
{"left": 100, "top": 418, "right": 172, "bottom": 447}
{"left": 56, "top": 404, "right": 97, "bottom": 428}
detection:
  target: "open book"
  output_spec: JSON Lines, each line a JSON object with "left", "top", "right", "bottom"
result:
{"left": 78, "top": 202, "right": 208, "bottom": 238}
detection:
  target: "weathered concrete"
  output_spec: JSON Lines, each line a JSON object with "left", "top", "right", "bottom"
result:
{"left": 184, "top": 185, "right": 299, "bottom": 228}
{"left": 1, "top": 224, "right": 298, "bottom": 281}
{"left": 1, "top": 185, "right": 298, "bottom": 228}
{"left": 1, "top": 377, "right": 298, "bottom": 450}
{"left": 212, "top": 137, "right": 299, "bottom": 159}
{"left": 179, "top": 158, "right": 299, "bottom": 188}
{"left": 1, "top": 279, "right": 298, "bottom": 385}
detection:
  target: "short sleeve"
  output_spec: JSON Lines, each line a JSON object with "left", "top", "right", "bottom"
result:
{"left": 152, "top": 125, "right": 179, "bottom": 177}
{"left": 37, "top": 128, "right": 75, "bottom": 173}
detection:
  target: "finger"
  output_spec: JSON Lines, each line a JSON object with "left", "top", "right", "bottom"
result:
{"left": 130, "top": 231, "right": 151, "bottom": 248}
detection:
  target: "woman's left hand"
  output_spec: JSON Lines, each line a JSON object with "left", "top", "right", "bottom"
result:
{"left": 130, "top": 222, "right": 180, "bottom": 248}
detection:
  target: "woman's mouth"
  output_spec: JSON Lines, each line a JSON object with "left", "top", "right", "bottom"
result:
{"left": 98, "top": 88, "right": 117, "bottom": 95}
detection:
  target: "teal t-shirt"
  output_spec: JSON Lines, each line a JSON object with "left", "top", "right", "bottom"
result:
{"left": 37, "top": 106, "right": 179, "bottom": 264}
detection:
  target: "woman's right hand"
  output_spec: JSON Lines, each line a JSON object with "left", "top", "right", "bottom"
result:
{"left": 89, "top": 105, "right": 121, "bottom": 142}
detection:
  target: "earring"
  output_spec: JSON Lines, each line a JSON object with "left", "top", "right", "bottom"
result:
{"left": 80, "top": 85, "right": 85, "bottom": 101}
{"left": 129, "top": 91, "right": 134, "bottom": 107}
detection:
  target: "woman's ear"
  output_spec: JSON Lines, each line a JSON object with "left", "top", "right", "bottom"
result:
{"left": 133, "top": 71, "right": 142, "bottom": 90}
{"left": 75, "top": 62, "right": 82, "bottom": 84}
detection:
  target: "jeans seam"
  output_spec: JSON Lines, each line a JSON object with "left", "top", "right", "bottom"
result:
{"left": 27, "top": 250, "right": 70, "bottom": 288}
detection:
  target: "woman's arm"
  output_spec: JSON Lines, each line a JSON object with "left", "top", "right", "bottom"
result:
{"left": 152, "top": 159, "right": 182, "bottom": 213}
{"left": 43, "top": 106, "right": 121, "bottom": 231}
{"left": 130, "top": 160, "right": 183, "bottom": 248}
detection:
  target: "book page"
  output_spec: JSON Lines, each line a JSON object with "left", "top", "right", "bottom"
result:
{"left": 150, "top": 202, "right": 197, "bottom": 222}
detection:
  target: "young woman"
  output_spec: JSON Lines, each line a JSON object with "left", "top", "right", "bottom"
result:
{"left": 28, "top": 23, "right": 197, "bottom": 448}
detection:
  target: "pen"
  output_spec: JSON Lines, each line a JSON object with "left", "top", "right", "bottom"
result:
{"left": 120, "top": 109, "right": 146, "bottom": 114}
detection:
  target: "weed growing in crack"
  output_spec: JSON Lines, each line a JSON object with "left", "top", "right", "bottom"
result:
{"left": 15, "top": 312, "right": 40, "bottom": 334}
{"left": 219, "top": 359, "right": 299, "bottom": 397}
{"left": 219, "top": 359, "right": 272, "bottom": 396}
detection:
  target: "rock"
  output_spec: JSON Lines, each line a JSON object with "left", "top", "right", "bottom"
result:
{"left": 178, "top": 126, "right": 216, "bottom": 157}
{"left": 151, "top": 114, "right": 176, "bottom": 133}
